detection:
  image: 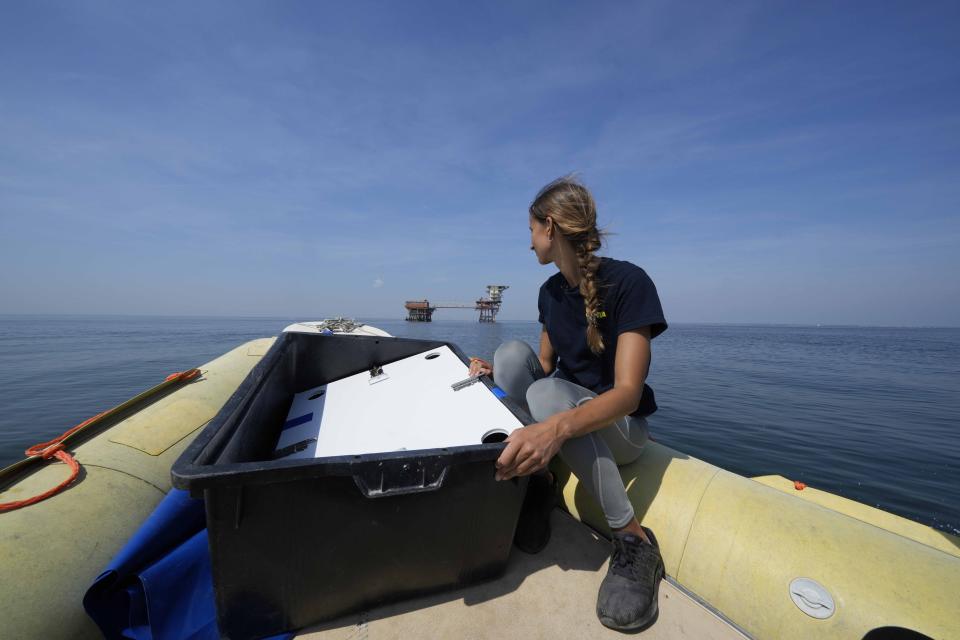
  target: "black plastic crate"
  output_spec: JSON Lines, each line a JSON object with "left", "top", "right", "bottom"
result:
{"left": 172, "top": 332, "right": 530, "bottom": 640}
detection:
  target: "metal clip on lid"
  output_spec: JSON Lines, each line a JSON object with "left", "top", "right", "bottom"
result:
{"left": 451, "top": 375, "right": 482, "bottom": 392}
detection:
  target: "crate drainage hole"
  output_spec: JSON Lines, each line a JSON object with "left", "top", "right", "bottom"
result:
{"left": 425, "top": 353, "right": 440, "bottom": 360}
{"left": 482, "top": 429, "right": 509, "bottom": 444}
{"left": 308, "top": 390, "right": 325, "bottom": 400}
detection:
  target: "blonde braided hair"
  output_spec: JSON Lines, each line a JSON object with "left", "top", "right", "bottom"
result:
{"left": 530, "top": 176, "right": 607, "bottom": 354}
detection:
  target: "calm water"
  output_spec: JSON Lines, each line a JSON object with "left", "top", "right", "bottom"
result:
{"left": 1, "top": 315, "right": 958, "bottom": 534}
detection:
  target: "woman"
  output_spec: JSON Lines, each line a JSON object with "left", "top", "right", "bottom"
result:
{"left": 469, "top": 176, "right": 667, "bottom": 632}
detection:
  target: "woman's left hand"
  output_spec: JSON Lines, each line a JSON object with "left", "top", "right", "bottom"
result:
{"left": 468, "top": 357, "right": 492, "bottom": 377}
{"left": 495, "top": 420, "right": 564, "bottom": 481}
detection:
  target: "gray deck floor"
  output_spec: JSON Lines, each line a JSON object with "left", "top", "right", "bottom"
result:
{"left": 298, "top": 510, "right": 748, "bottom": 640}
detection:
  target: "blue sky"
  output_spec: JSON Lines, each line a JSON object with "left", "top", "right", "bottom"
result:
{"left": 1, "top": 1, "right": 958, "bottom": 325}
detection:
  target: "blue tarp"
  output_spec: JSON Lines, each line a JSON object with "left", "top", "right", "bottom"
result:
{"left": 83, "top": 489, "right": 292, "bottom": 640}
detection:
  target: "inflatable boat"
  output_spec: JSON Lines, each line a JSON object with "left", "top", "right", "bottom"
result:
{"left": 1, "top": 322, "right": 958, "bottom": 640}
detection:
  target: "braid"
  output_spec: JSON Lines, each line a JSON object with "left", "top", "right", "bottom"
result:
{"left": 576, "top": 234, "right": 604, "bottom": 354}
{"left": 530, "top": 175, "right": 607, "bottom": 354}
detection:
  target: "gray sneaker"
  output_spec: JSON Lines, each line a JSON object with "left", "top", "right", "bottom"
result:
{"left": 596, "top": 528, "right": 664, "bottom": 632}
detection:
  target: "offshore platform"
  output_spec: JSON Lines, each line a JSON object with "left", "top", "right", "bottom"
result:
{"left": 405, "top": 285, "right": 509, "bottom": 323}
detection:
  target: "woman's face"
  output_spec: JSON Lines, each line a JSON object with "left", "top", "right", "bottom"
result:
{"left": 529, "top": 214, "right": 553, "bottom": 265}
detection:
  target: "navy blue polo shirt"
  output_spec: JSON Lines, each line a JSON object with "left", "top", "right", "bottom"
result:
{"left": 537, "top": 258, "right": 667, "bottom": 417}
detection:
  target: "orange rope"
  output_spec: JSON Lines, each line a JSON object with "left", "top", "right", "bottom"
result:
{"left": 165, "top": 369, "right": 201, "bottom": 383}
{"left": 0, "top": 368, "right": 201, "bottom": 513}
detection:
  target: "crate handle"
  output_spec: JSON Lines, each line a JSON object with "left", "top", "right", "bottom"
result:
{"left": 352, "top": 459, "right": 449, "bottom": 498}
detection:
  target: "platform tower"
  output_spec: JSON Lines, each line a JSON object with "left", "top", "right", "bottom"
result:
{"left": 477, "top": 285, "right": 509, "bottom": 323}
{"left": 404, "top": 300, "right": 436, "bottom": 322}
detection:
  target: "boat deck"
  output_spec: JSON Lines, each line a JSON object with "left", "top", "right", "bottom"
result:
{"left": 298, "top": 509, "right": 747, "bottom": 640}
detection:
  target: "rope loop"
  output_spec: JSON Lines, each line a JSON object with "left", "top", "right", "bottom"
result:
{"left": 39, "top": 443, "right": 65, "bottom": 459}
{"left": 0, "top": 368, "right": 201, "bottom": 514}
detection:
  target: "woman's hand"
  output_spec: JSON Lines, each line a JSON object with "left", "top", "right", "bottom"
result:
{"left": 495, "top": 420, "right": 565, "bottom": 481}
{"left": 469, "top": 357, "right": 492, "bottom": 377}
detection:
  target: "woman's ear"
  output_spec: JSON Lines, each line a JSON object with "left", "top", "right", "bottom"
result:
{"left": 545, "top": 216, "right": 554, "bottom": 239}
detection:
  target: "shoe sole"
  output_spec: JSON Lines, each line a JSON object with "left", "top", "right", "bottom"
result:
{"left": 597, "top": 561, "right": 664, "bottom": 633}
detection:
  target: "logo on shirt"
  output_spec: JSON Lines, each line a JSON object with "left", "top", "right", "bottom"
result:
{"left": 587, "top": 309, "right": 607, "bottom": 327}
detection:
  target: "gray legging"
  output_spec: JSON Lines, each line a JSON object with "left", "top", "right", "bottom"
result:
{"left": 492, "top": 340, "right": 648, "bottom": 529}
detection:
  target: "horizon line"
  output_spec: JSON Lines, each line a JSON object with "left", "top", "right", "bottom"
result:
{"left": 0, "top": 312, "right": 957, "bottom": 330}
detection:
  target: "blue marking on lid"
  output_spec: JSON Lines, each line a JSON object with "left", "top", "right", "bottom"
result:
{"left": 491, "top": 386, "right": 507, "bottom": 399}
{"left": 282, "top": 412, "right": 313, "bottom": 431}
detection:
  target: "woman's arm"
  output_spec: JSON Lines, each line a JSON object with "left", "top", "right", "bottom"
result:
{"left": 539, "top": 328, "right": 557, "bottom": 376}
{"left": 495, "top": 326, "right": 652, "bottom": 480}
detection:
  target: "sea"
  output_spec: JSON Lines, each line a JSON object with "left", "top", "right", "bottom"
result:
{"left": 1, "top": 315, "right": 958, "bottom": 535}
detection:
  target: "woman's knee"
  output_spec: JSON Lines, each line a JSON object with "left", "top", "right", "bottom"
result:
{"left": 525, "top": 377, "right": 577, "bottom": 421}
{"left": 493, "top": 340, "right": 535, "bottom": 370}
